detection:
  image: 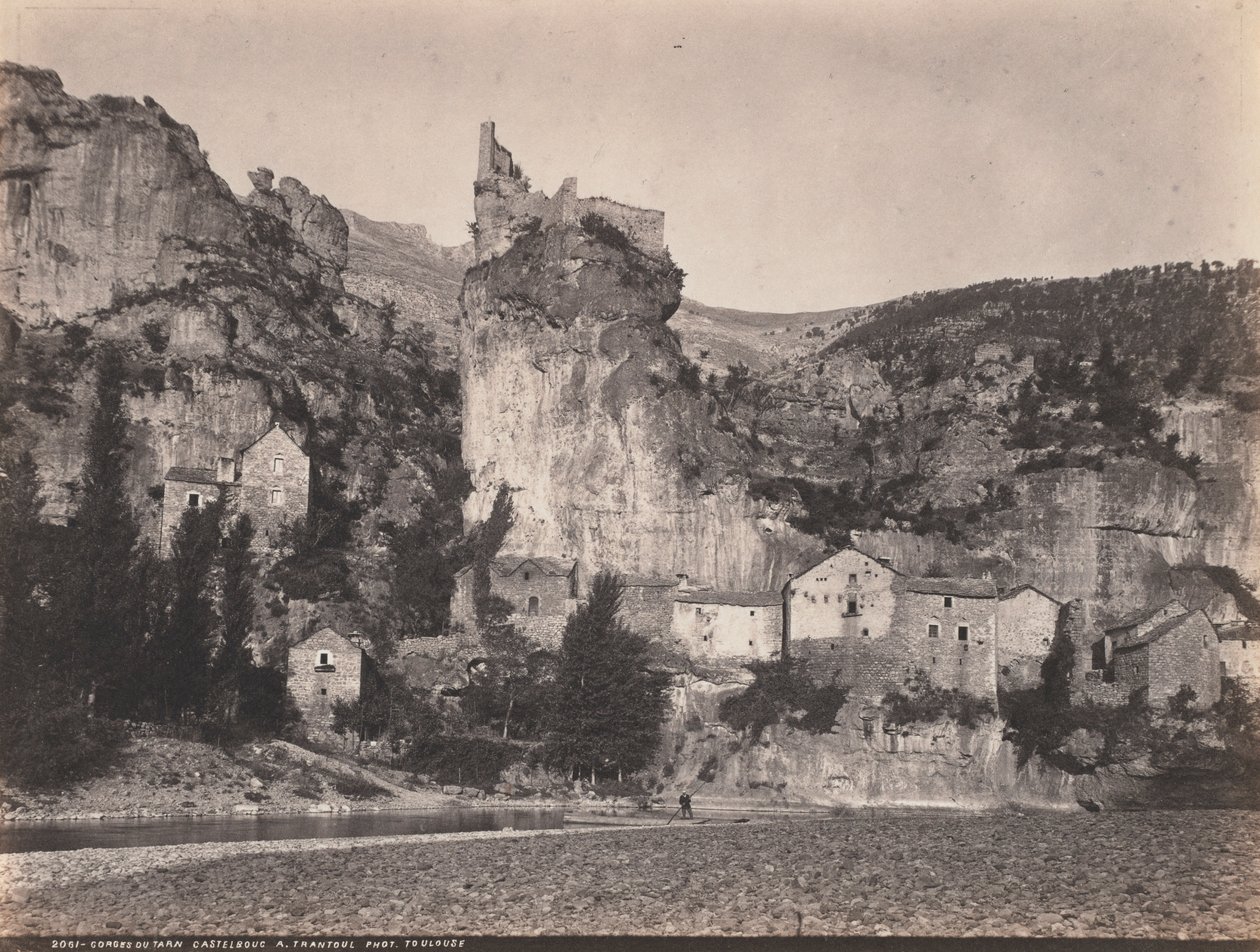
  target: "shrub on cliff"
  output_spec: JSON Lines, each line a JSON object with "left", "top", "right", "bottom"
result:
{"left": 881, "top": 670, "right": 995, "bottom": 730}
{"left": 718, "top": 659, "right": 849, "bottom": 739}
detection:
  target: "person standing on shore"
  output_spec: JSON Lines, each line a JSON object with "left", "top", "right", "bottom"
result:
{"left": 679, "top": 791, "right": 693, "bottom": 819}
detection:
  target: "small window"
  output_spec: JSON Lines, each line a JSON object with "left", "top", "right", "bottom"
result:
{"left": 527, "top": 595, "right": 540, "bottom": 616}
{"left": 1221, "top": 661, "right": 1228, "bottom": 677}
{"left": 187, "top": 492, "right": 201, "bottom": 508}
{"left": 748, "top": 640, "right": 754, "bottom": 647}
{"left": 523, "top": 571, "right": 531, "bottom": 581}
{"left": 750, "top": 610, "right": 756, "bottom": 617}
{"left": 17, "top": 183, "right": 32, "bottom": 218}
{"left": 320, "top": 688, "right": 327, "bottom": 696}
{"left": 823, "top": 595, "right": 829, "bottom": 604}
{"left": 319, "top": 652, "right": 329, "bottom": 665}
{"left": 944, "top": 596, "right": 953, "bottom": 608}
{"left": 702, "top": 634, "right": 709, "bottom": 642}
{"left": 931, "top": 656, "right": 937, "bottom": 664}
{"left": 928, "top": 624, "right": 940, "bottom": 638}
{"left": 830, "top": 643, "right": 836, "bottom": 651}
{"left": 957, "top": 625, "right": 969, "bottom": 641}
{"left": 846, "top": 599, "right": 858, "bottom": 615}
{"left": 861, "top": 628, "right": 870, "bottom": 637}
{"left": 272, "top": 455, "right": 285, "bottom": 475}
{"left": 695, "top": 607, "right": 702, "bottom": 617}
{"left": 848, "top": 574, "right": 857, "bottom": 584}
{"left": 270, "top": 488, "right": 284, "bottom": 506}
{"left": 1203, "top": 634, "right": 1209, "bottom": 648}
{"left": 1042, "top": 638, "right": 1050, "bottom": 646}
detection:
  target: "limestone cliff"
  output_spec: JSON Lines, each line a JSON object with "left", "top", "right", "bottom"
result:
{"left": 459, "top": 125, "right": 815, "bottom": 589}
{"left": 0, "top": 64, "right": 458, "bottom": 654}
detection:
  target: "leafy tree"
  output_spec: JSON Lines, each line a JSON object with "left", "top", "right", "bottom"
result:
{"left": 387, "top": 464, "right": 472, "bottom": 636}
{"left": 213, "top": 513, "right": 256, "bottom": 722}
{"left": 1040, "top": 607, "right": 1075, "bottom": 710}
{"left": 0, "top": 452, "right": 50, "bottom": 700}
{"left": 467, "top": 621, "right": 556, "bottom": 739}
{"left": 66, "top": 348, "right": 146, "bottom": 714}
{"left": 545, "top": 572, "right": 670, "bottom": 782}
{"left": 154, "top": 499, "right": 223, "bottom": 718}
{"left": 722, "top": 362, "right": 753, "bottom": 410}
{"left": 471, "top": 484, "right": 515, "bottom": 626}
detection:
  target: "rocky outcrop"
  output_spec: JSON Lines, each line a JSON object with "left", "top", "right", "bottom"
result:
{"left": 459, "top": 134, "right": 815, "bottom": 589}
{"left": 246, "top": 168, "right": 348, "bottom": 279}
{"left": 0, "top": 63, "right": 248, "bottom": 324}
{"left": 0, "top": 65, "right": 456, "bottom": 658}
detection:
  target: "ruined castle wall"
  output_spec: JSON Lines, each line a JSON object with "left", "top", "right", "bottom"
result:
{"left": 792, "top": 634, "right": 917, "bottom": 703}
{"left": 577, "top": 197, "right": 665, "bottom": 255}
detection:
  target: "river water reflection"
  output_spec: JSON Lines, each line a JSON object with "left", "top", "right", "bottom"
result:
{"left": 0, "top": 806, "right": 567, "bottom": 854}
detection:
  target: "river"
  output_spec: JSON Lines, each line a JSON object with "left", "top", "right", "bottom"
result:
{"left": 0, "top": 806, "right": 567, "bottom": 853}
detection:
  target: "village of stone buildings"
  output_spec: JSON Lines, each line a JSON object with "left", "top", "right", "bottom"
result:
{"left": 143, "top": 122, "right": 1259, "bottom": 741}
{"left": 157, "top": 419, "right": 1253, "bottom": 738}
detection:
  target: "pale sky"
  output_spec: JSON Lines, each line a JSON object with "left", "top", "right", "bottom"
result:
{"left": 4, "top": 0, "right": 1258, "bottom": 312}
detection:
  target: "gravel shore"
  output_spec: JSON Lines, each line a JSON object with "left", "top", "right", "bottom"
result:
{"left": 2, "top": 810, "right": 1256, "bottom": 938}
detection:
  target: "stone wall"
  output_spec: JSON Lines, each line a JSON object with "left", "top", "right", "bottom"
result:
{"left": 1219, "top": 638, "right": 1260, "bottom": 685}
{"left": 996, "top": 588, "right": 1063, "bottom": 690}
{"left": 671, "top": 599, "right": 783, "bottom": 661}
{"left": 892, "top": 591, "right": 998, "bottom": 701}
{"left": 1147, "top": 613, "right": 1221, "bottom": 707}
{"left": 159, "top": 476, "right": 221, "bottom": 556}
{"left": 478, "top": 121, "right": 515, "bottom": 179}
{"left": 577, "top": 196, "right": 665, "bottom": 254}
{"left": 286, "top": 629, "right": 365, "bottom": 737}
{"left": 786, "top": 549, "right": 897, "bottom": 642}
{"left": 236, "top": 426, "right": 310, "bottom": 548}
{"left": 793, "top": 634, "right": 918, "bottom": 702}
{"left": 622, "top": 583, "right": 677, "bottom": 642}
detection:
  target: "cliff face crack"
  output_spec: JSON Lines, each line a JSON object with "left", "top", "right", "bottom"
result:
{"left": 1088, "top": 524, "right": 1192, "bottom": 539}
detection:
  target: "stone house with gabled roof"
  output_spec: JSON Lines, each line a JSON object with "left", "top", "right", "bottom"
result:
{"left": 286, "top": 626, "right": 379, "bottom": 739}
{"left": 159, "top": 422, "right": 309, "bottom": 555}
{"left": 996, "top": 584, "right": 1064, "bottom": 690}
{"left": 450, "top": 555, "right": 579, "bottom": 648}
{"left": 671, "top": 588, "right": 783, "bottom": 660}
{"left": 1106, "top": 609, "right": 1221, "bottom": 708}
{"left": 783, "top": 545, "right": 999, "bottom": 703}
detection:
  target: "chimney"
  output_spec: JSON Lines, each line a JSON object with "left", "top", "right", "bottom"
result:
{"left": 216, "top": 456, "right": 235, "bottom": 483}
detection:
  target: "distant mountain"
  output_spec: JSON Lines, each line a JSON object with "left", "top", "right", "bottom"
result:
{"left": 341, "top": 210, "right": 473, "bottom": 361}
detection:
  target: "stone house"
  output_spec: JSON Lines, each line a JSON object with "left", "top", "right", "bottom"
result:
{"left": 1214, "top": 621, "right": 1259, "bottom": 687}
{"left": 783, "top": 546, "right": 999, "bottom": 703}
{"left": 1106, "top": 609, "right": 1221, "bottom": 709}
{"left": 159, "top": 423, "right": 309, "bottom": 555}
{"left": 1092, "top": 600, "right": 1189, "bottom": 673}
{"left": 622, "top": 575, "right": 684, "bottom": 642}
{"left": 996, "top": 584, "right": 1064, "bottom": 690}
{"left": 450, "top": 555, "right": 579, "bottom": 648}
{"left": 286, "top": 627, "right": 376, "bottom": 739}
{"left": 671, "top": 589, "right": 784, "bottom": 661}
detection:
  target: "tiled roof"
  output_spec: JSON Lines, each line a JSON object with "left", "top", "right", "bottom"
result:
{"left": 675, "top": 590, "right": 782, "bottom": 608}
{"left": 788, "top": 544, "right": 902, "bottom": 582}
{"left": 1000, "top": 583, "right": 1062, "bottom": 604}
{"left": 454, "top": 555, "right": 577, "bottom": 578}
{"left": 1114, "top": 610, "right": 1212, "bottom": 652}
{"left": 1106, "top": 600, "right": 1186, "bottom": 633}
{"left": 164, "top": 466, "right": 222, "bottom": 486}
{"left": 893, "top": 576, "right": 997, "bottom": 598}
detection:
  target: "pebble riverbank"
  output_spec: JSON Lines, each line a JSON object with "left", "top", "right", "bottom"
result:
{"left": 2, "top": 809, "right": 1256, "bottom": 938}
